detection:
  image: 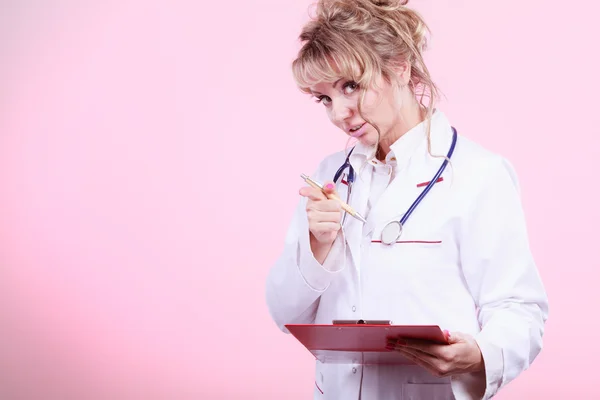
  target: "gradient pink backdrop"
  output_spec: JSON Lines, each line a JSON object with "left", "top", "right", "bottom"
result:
{"left": 1, "top": 0, "right": 599, "bottom": 398}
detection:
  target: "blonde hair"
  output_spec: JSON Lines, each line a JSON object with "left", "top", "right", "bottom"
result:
{"left": 292, "top": 0, "right": 441, "bottom": 162}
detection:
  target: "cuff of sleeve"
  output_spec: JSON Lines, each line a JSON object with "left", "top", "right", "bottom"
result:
{"left": 450, "top": 334, "right": 503, "bottom": 399}
{"left": 297, "top": 228, "right": 346, "bottom": 292}
{"left": 474, "top": 333, "right": 504, "bottom": 399}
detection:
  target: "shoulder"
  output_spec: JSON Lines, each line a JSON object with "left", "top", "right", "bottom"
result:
{"left": 451, "top": 135, "right": 522, "bottom": 198}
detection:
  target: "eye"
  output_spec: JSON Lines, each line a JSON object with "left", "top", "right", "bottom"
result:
{"left": 343, "top": 81, "right": 359, "bottom": 94}
{"left": 315, "top": 95, "right": 332, "bottom": 106}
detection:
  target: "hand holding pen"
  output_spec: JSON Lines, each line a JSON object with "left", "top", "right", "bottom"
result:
{"left": 298, "top": 177, "right": 343, "bottom": 263}
{"left": 300, "top": 174, "right": 367, "bottom": 224}
{"left": 299, "top": 174, "right": 366, "bottom": 264}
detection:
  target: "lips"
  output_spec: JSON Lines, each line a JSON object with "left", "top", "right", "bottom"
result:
{"left": 347, "top": 122, "right": 368, "bottom": 138}
{"left": 348, "top": 122, "right": 365, "bottom": 133}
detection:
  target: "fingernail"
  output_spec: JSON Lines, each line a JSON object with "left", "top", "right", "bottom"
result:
{"left": 325, "top": 183, "right": 334, "bottom": 190}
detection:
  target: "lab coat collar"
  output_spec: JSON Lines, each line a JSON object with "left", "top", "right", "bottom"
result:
{"left": 348, "top": 109, "right": 447, "bottom": 170}
{"left": 385, "top": 114, "right": 430, "bottom": 170}
{"left": 387, "top": 109, "right": 448, "bottom": 168}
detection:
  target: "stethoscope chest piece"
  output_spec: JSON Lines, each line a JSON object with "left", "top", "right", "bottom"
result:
{"left": 381, "top": 221, "right": 403, "bottom": 245}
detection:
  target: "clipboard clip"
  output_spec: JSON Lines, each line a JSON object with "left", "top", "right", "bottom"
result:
{"left": 332, "top": 319, "right": 392, "bottom": 325}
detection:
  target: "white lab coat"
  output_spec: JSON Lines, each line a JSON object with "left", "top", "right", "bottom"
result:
{"left": 265, "top": 111, "right": 549, "bottom": 400}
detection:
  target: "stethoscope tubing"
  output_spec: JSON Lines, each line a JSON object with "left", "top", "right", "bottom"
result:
{"left": 332, "top": 127, "right": 458, "bottom": 241}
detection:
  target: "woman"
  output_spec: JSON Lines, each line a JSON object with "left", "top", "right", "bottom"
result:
{"left": 265, "top": 0, "right": 549, "bottom": 398}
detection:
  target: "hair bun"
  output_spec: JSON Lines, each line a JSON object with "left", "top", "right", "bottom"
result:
{"left": 369, "top": 0, "right": 409, "bottom": 6}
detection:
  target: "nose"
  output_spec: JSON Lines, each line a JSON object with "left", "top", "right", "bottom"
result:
{"left": 331, "top": 100, "right": 353, "bottom": 123}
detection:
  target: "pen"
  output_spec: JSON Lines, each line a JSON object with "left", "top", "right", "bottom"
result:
{"left": 300, "top": 173, "right": 367, "bottom": 224}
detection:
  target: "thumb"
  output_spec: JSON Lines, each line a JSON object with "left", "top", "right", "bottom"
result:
{"left": 445, "top": 330, "right": 467, "bottom": 344}
{"left": 322, "top": 181, "right": 338, "bottom": 196}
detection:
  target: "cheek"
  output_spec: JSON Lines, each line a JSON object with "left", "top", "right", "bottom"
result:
{"left": 367, "top": 106, "right": 393, "bottom": 133}
{"left": 361, "top": 91, "right": 380, "bottom": 112}
{"left": 326, "top": 109, "right": 345, "bottom": 129}
{"left": 360, "top": 91, "right": 392, "bottom": 126}
{"left": 378, "top": 95, "right": 399, "bottom": 127}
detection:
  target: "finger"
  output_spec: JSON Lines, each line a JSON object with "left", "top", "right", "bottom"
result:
{"left": 397, "top": 347, "right": 452, "bottom": 377}
{"left": 308, "top": 199, "right": 342, "bottom": 213}
{"left": 397, "top": 347, "right": 440, "bottom": 365}
{"left": 322, "top": 181, "right": 338, "bottom": 196}
{"left": 390, "top": 338, "right": 447, "bottom": 358}
{"left": 307, "top": 210, "right": 342, "bottom": 223}
{"left": 299, "top": 186, "right": 328, "bottom": 201}
{"left": 397, "top": 348, "right": 435, "bottom": 366}
{"left": 309, "top": 222, "right": 341, "bottom": 234}
{"left": 395, "top": 349, "right": 446, "bottom": 377}
{"left": 446, "top": 331, "right": 467, "bottom": 344}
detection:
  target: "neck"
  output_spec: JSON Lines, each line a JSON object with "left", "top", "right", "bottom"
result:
{"left": 377, "top": 100, "right": 425, "bottom": 160}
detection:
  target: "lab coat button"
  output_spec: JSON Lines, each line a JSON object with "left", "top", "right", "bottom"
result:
{"left": 352, "top": 306, "right": 356, "bottom": 312}
{"left": 352, "top": 367, "right": 357, "bottom": 374}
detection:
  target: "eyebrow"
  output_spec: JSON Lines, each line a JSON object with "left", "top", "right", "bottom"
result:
{"left": 310, "top": 78, "right": 344, "bottom": 96}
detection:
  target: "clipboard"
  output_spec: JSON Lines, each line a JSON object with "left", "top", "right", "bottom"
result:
{"left": 285, "top": 323, "right": 448, "bottom": 365}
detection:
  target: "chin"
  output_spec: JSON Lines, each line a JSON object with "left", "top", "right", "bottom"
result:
{"left": 356, "top": 130, "right": 378, "bottom": 146}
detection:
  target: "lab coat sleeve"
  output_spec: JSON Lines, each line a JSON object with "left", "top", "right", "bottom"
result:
{"left": 455, "top": 157, "right": 549, "bottom": 399}
{"left": 265, "top": 165, "right": 347, "bottom": 333}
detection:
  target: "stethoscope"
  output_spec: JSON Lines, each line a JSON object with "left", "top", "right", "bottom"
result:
{"left": 332, "top": 127, "right": 458, "bottom": 245}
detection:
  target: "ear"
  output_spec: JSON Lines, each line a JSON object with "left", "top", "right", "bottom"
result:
{"left": 391, "top": 60, "right": 412, "bottom": 86}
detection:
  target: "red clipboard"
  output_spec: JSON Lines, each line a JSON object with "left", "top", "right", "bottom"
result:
{"left": 285, "top": 323, "right": 448, "bottom": 365}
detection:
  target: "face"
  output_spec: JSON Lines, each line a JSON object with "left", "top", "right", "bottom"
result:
{"left": 309, "top": 74, "right": 408, "bottom": 148}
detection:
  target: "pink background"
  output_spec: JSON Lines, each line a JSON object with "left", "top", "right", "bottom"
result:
{"left": 1, "top": 0, "right": 599, "bottom": 398}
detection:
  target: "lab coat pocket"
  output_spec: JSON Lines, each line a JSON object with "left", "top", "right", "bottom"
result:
{"left": 395, "top": 239, "right": 443, "bottom": 248}
{"left": 377, "top": 238, "right": 445, "bottom": 270}
{"left": 372, "top": 237, "right": 452, "bottom": 292}
{"left": 314, "top": 366, "right": 324, "bottom": 396}
{"left": 402, "top": 383, "right": 455, "bottom": 400}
